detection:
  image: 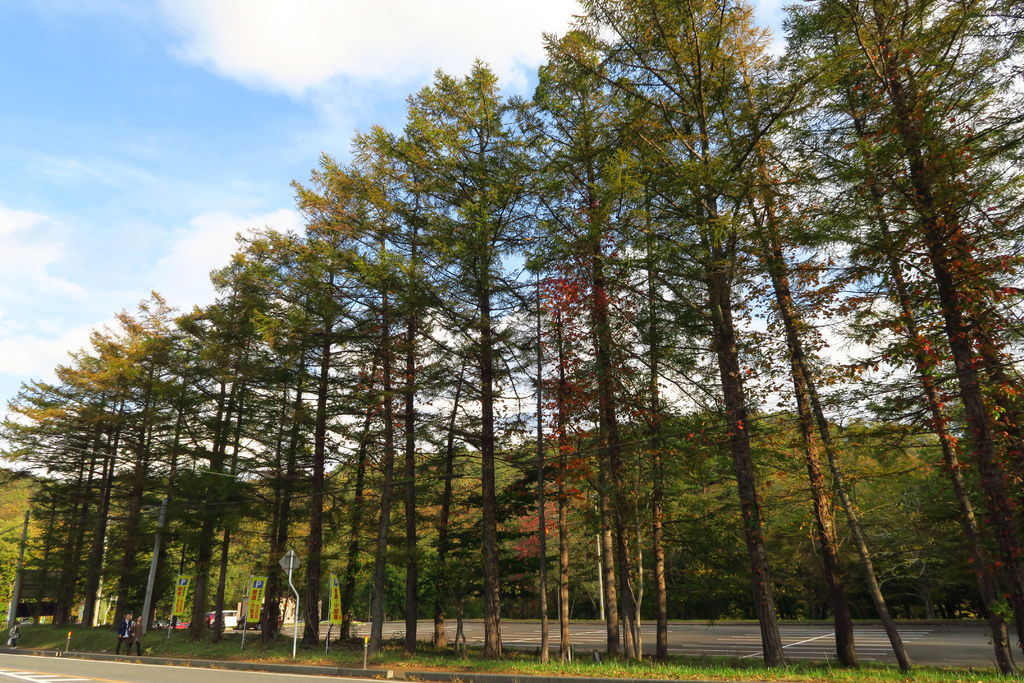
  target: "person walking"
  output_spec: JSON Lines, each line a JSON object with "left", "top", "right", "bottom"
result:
{"left": 129, "top": 616, "right": 143, "bottom": 656}
{"left": 6, "top": 622, "right": 19, "bottom": 647}
{"left": 115, "top": 613, "right": 132, "bottom": 654}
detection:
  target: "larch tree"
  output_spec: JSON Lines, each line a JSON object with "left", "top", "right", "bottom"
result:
{"left": 574, "top": 0, "right": 788, "bottom": 664}
{"left": 532, "top": 30, "right": 649, "bottom": 658}
{"left": 402, "top": 63, "right": 535, "bottom": 658}
{"left": 788, "top": 0, "right": 1024, "bottom": 653}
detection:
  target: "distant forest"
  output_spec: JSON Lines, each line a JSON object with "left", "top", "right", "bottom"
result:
{"left": 3, "top": 0, "right": 1023, "bottom": 673}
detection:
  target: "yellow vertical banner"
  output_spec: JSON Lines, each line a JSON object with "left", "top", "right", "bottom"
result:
{"left": 247, "top": 576, "right": 267, "bottom": 624}
{"left": 328, "top": 574, "right": 342, "bottom": 625}
{"left": 172, "top": 576, "right": 191, "bottom": 617}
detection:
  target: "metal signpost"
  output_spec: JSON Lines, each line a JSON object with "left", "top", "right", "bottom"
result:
{"left": 279, "top": 549, "right": 301, "bottom": 659}
{"left": 240, "top": 574, "right": 251, "bottom": 651}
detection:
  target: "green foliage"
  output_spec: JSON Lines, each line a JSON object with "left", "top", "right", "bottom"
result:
{"left": 4, "top": 0, "right": 1024, "bottom": 672}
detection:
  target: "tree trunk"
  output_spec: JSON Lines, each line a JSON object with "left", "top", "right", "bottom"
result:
{"left": 815, "top": 394, "right": 913, "bottom": 670}
{"left": 80, "top": 453, "right": 112, "bottom": 624}
{"left": 884, "top": 250, "right": 1016, "bottom": 673}
{"left": 213, "top": 388, "right": 245, "bottom": 644}
{"left": 535, "top": 279, "right": 550, "bottom": 662}
{"left": 846, "top": 94, "right": 1016, "bottom": 666}
{"left": 369, "top": 292, "right": 396, "bottom": 656}
{"left": 304, "top": 332, "right": 333, "bottom": 647}
{"left": 403, "top": 312, "right": 419, "bottom": 655}
{"left": 970, "top": 346, "right": 1024, "bottom": 654}
{"left": 876, "top": 35, "right": 1024, "bottom": 654}
{"left": 646, "top": 239, "right": 669, "bottom": 661}
{"left": 434, "top": 368, "right": 464, "bottom": 649}
{"left": 82, "top": 410, "right": 123, "bottom": 626}
{"left": 260, "top": 394, "right": 287, "bottom": 642}
{"left": 263, "top": 377, "right": 304, "bottom": 643}
{"left": 35, "top": 502, "right": 58, "bottom": 624}
{"left": 705, "top": 261, "right": 785, "bottom": 667}
{"left": 56, "top": 443, "right": 98, "bottom": 624}
{"left": 923, "top": 245, "right": 1024, "bottom": 658}
{"left": 591, "top": 245, "right": 636, "bottom": 658}
{"left": 553, "top": 314, "right": 573, "bottom": 661}
{"left": 211, "top": 528, "right": 231, "bottom": 643}
{"left": 612, "top": 511, "right": 638, "bottom": 660}
{"left": 597, "top": 483, "right": 619, "bottom": 656}
{"left": 756, "top": 217, "right": 858, "bottom": 667}
{"left": 341, "top": 410, "right": 374, "bottom": 641}
{"left": 153, "top": 402, "right": 185, "bottom": 629}
{"left": 190, "top": 380, "right": 236, "bottom": 640}
{"left": 116, "top": 373, "right": 155, "bottom": 620}
{"left": 478, "top": 285, "right": 503, "bottom": 658}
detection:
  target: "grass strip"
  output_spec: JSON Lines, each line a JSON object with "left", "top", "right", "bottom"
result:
{"left": 13, "top": 625, "right": 1020, "bottom": 683}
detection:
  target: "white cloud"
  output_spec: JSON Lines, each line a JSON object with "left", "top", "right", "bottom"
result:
{"left": 150, "top": 208, "right": 303, "bottom": 308}
{"left": 0, "top": 322, "right": 98, "bottom": 378}
{"left": 0, "top": 207, "right": 86, "bottom": 303}
{"left": 0, "top": 205, "right": 300, "bottom": 400}
{"left": 158, "top": 0, "right": 581, "bottom": 96}
{"left": 0, "top": 206, "right": 101, "bottom": 395}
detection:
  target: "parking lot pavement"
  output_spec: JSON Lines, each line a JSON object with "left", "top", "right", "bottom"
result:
{"left": 347, "top": 620, "right": 997, "bottom": 668}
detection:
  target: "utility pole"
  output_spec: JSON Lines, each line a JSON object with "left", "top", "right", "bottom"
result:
{"left": 6, "top": 511, "right": 30, "bottom": 627}
{"left": 140, "top": 498, "right": 168, "bottom": 634}
{"left": 279, "top": 550, "right": 301, "bottom": 659}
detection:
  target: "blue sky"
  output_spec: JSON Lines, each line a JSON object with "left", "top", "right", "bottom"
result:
{"left": 0, "top": 0, "right": 786, "bottom": 406}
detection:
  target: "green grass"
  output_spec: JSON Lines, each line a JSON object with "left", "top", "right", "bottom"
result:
{"left": 12, "top": 625, "right": 1021, "bottom": 682}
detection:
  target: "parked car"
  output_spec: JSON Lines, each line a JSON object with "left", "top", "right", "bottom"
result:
{"left": 206, "top": 610, "right": 239, "bottom": 629}
{"left": 233, "top": 616, "right": 261, "bottom": 631}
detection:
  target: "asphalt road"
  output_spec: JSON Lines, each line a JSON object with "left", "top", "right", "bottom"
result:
{"left": 345, "top": 620, "right": 1003, "bottom": 668}
{"left": 0, "top": 653, "right": 356, "bottom": 683}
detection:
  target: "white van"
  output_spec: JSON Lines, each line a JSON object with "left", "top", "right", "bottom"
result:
{"left": 206, "top": 610, "right": 239, "bottom": 629}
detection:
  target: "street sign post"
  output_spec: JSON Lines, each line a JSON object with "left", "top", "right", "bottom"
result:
{"left": 279, "top": 550, "right": 301, "bottom": 658}
{"left": 240, "top": 574, "right": 251, "bottom": 651}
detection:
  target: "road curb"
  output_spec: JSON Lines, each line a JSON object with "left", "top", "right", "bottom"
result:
{"left": 0, "top": 648, "right": 734, "bottom": 683}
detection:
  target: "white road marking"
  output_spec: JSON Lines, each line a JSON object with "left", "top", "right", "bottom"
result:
{"left": 502, "top": 625, "right": 935, "bottom": 662}
{"left": 0, "top": 654, "right": 433, "bottom": 682}
{"left": 668, "top": 645, "right": 879, "bottom": 662}
{"left": 741, "top": 630, "right": 837, "bottom": 659}
{"left": 0, "top": 671, "right": 91, "bottom": 683}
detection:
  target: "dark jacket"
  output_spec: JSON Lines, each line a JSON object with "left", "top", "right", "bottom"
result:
{"left": 117, "top": 619, "right": 132, "bottom": 638}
